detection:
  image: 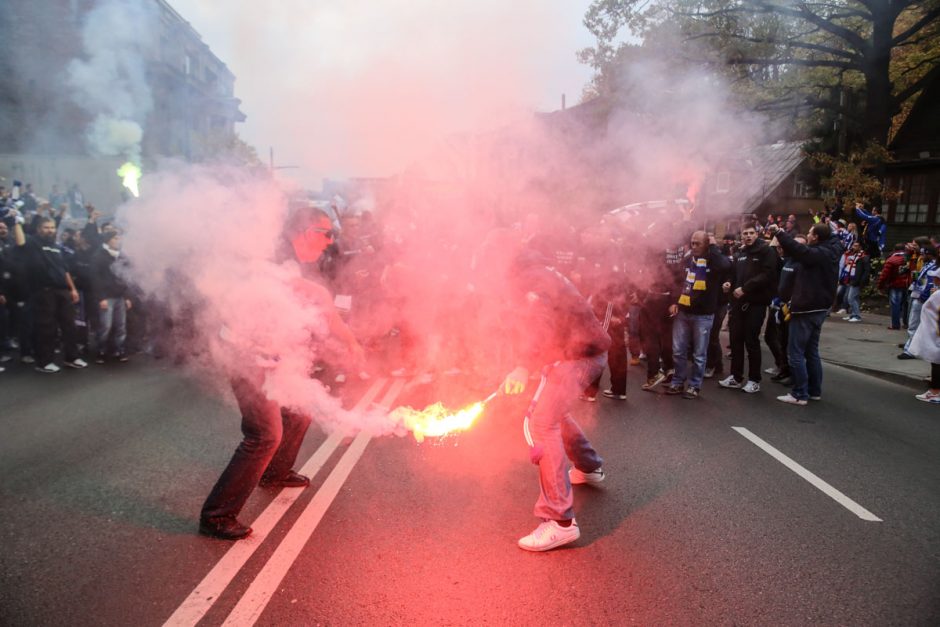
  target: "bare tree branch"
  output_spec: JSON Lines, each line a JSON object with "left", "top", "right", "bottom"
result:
{"left": 892, "top": 6, "right": 940, "bottom": 46}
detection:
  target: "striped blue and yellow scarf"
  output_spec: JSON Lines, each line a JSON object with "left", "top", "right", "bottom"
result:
{"left": 678, "top": 257, "right": 708, "bottom": 307}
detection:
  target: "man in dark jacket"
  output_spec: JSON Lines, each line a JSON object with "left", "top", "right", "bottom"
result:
{"left": 90, "top": 231, "right": 132, "bottom": 363}
{"left": 719, "top": 222, "right": 778, "bottom": 393}
{"left": 16, "top": 217, "right": 87, "bottom": 373}
{"left": 665, "top": 231, "right": 731, "bottom": 399}
{"left": 489, "top": 231, "right": 610, "bottom": 552}
{"left": 772, "top": 223, "right": 843, "bottom": 405}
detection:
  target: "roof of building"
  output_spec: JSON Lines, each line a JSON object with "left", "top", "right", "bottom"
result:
{"left": 738, "top": 140, "right": 807, "bottom": 214}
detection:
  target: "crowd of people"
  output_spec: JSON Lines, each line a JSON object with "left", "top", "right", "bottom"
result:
{"left": 3, "top": 178, "right": 939, "bottom": 410}
{"left": 0, "top": 181, "right": 132, "bottom": 374}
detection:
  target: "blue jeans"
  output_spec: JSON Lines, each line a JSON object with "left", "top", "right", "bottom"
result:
{"left": 787, "top": 311, "right": 827, "bottom": 400}
{"left": 97, "top": 297, "right": 128, "bottom": 354}
{"left": 846, "top": 286, "right": 862, "bottom": 318}
{"left": 529, "top": 353, "right": 605, "bottom": 521}
{"left": 671, "top": 310, "right": 714, "bottom": 389}
{"left": 888, "top": 288, "right": 905, "bottom": 328}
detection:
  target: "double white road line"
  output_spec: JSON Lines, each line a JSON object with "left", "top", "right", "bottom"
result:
{"left": 165, "top": 377, "right": 406, "bottom": 627}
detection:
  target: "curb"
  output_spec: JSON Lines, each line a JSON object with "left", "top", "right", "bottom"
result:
{"left": 822, "top": 358, "right": 926, "bottom": 390}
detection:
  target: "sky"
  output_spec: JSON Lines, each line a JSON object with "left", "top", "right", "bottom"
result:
{"left": 168, "top": 0, "right": 599, "bottom": 188}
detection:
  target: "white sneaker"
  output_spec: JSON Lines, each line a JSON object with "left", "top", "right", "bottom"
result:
{"left": 776, "top": 393, "right": 807, "bottom": 406}
{"left": 569, "top": 467, "right": 605, "bottom": 485}
{"left": 718, "top": 375, "right": 742, "bottom": 389}
{"left": 809, "top": 395, "right": 821, "bottom": 401}
{"left": 741, "top": 380, "right": 760, "bottom": 394}
{"left": 35, "top": 363, "right": 61, "bottom": 374}
{"left": 764, "top": 366, "right": 780, "bottom": 376}
{"left": 704, "top": 367, "right": 715, "bottom": 379}
{"left": 517, "top": 519, "right": 580, "bottom": 552}
{"left": 64, "top": 358, "right": 88, "bottom": 369}
{"left": 915, "top": 390, "right": 940, "bottom": 404}
{"left": 847, "top": 317, "right": 861, "bottom": 323}
{"left": 21, "top": 355, "right": 36, "bottom": 364}
{"left": 835, "top": 308, "right": 847, "bottom": 315}
{"left": 601, "top": 389, "right": 627, "bottom": 400}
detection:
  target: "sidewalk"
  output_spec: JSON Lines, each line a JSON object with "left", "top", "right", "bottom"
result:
{"left": 819, "top": 310, "right": 929, "bottom": 388}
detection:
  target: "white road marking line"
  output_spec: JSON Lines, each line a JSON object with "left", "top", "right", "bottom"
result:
{"left": 732, "top": 427, "right": 883, "bottom": 522}
{"left": 163, "top": 378, "right": 388, "bottom": 627}
{"left": 221, "top": 378, "right": 407, "bottom": 627}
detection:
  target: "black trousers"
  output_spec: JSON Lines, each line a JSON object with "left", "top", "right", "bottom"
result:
{"left": 706, "top": 303, "right": 728, "bottom": 374}
{"left": 764, "top": 313, "right": 787, "bottom": 371}
{"left": 641, "top": 295, "right": 674, "bottom": 378}
{"left": 33, "top": 288, "right": 78, "bottom": 365}
{"left": 932, "top": 363, "right": 940, "bottom": 389}
{"left": 729, "top": 302, "right": 767, "bottom": 383}
{"left": 201, "top": 377, "right": 312, "bottom": 522}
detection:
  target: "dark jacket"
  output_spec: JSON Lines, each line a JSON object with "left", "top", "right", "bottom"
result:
{"left": 677, "top": 244, "right": 732, "bottom": 315}
{"left": 90, "top": 246, "right": 129, "bottom": 300}
{"left": 510, "top": 251, "right": 611, "bottom": 369}
{"left": 21, "top": 235, "right": 70, "bottom": 290}
{"left": 776, "top": 231, "right": 843, "bottom": 313}
{"left": 730, "top": 238, "right": 778, "bottom": 305}
{"left": 777, "top": 258, "right": 799, "bottom": 303}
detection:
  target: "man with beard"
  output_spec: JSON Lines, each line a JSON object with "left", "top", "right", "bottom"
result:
{"left": 719, "top": 222, "right": 778, "bottom": 394}
{"left": 200, "top": 209, "right": 364, "bottom": 541}
{"left": 15, "top": 217, "right": 87, "bottom": 373}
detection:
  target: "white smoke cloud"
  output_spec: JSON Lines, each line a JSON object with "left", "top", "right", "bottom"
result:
{"left": 67, "top": 0, "right": 158, "bottom": 162}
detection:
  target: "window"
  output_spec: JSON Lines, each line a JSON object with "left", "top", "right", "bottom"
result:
{"left": 895, "top": 174, "right": 929, "bottom": 224}
{"left": 715, "top": 172, "right": 730, "bottom": 193}
{"left": 184, "top": 54, "right": 192, "bottom": 75}
{"left": 792, "top": 177, "right": 815, "bottom": 198}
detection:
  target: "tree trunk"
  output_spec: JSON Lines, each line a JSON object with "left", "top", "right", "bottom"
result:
{"left": 863, "top": 4, "right": 895, "bottom": 146}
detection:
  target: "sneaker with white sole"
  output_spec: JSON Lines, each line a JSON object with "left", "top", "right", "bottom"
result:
{"left": 601, "top": 389, "right": 627, "bottom": 400}
{"left": 741, "top": 380, "right": 760, "bottom": 394}
{"left": 517, "top": 519, "right": 580, "bottom": 552}
{"left": 764, "top": 366, "right": 780, "bottom": 376}
{"left": 579, "top": 394, "right": 597, "bottom": 403}
{"left": 21, "top": 355, "right": 36, "bottom": 364}
{"left": 64, "top": 358, "right": 88, "bottom": 369}
{"left": 835, "top": 308, "right": 847, "bottom": 315}
{"left": 704, "top": 367, "right": 716, "bottom": 379}
{"left": 35, "top": 363, "right": 61, "bottom": 374}
{"left": 915, "top": 390, "right": 940, "bottom": 404}
{"left": 718, "top": 375, "right": 742, "bottom": 389}
{"left": 776, "top": 393, "right": 807, "bottom": 406}
{"left": 641, "top": 371, "right": 667, "bottom": 391}
{"left": 569, "top": 467, "right": 605, "bottom": 485}
{"left": 847, "top": 317, "right": 861, "bottom": 322}
{"left": 809, "top": 395, "right": 821, "bottom": 401}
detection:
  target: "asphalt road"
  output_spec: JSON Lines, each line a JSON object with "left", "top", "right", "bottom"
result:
{"left": 1, "top": 354, "right": 938, "bottom": 626}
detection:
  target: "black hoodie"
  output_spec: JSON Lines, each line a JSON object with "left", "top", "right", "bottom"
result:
{"left": 509, "top": 250, "right": 611, "bottom": 369}
{"left": 730, "top": 238, "right": 778, "bottom": 305}
{"left": 775, "top": 231, "right": 843, "bottom": 313}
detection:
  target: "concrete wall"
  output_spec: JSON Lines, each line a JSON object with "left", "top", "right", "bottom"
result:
{"left": 0, "top": 153, "right": 128, "bottom": 214}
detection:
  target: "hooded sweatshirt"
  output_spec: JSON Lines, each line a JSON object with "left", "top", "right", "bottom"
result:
{"left": 775, "top": 231, "right": 843, "bottom": 313}
{"left": 509, "top": 250, "right": 611, "bottom": 369}
{"left": 730, "top": 238, "right": 778, "bottom": 305}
